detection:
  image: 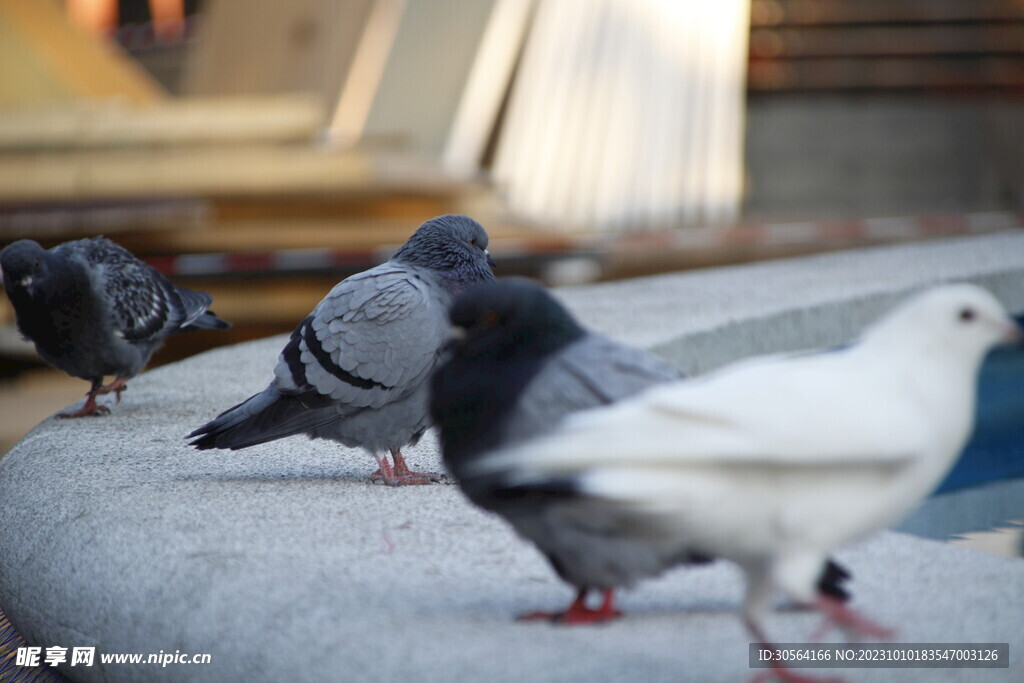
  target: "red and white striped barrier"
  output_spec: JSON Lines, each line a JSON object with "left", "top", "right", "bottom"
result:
{"left": 143, "top": 211, "right": 1024, "bottom": 278}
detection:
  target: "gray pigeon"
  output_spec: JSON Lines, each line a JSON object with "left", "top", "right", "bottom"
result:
{"left": 188, "top": 214, "right": 497, "bottom": 486}
{"left": 431, "top": 279, "right": 851, "bottom": 624}
{"left": 1, "top": 237, "right": 230, "bottom": 417}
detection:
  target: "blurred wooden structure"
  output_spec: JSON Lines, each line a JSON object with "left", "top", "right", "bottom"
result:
{"left": 0, "top": 94, "right": 323, "bottom": 150}
{"left": 0, "top": 0, "right": 497, "bottom": 355}
{"left": 184, "top": 0, "right": 378, "bottom": 119}
{"left": 453, "top": 0, "right": 751, "bottom": 234}
{"left": 0, "top": 0, "right": 163, "bottom": 106}
{"left": 748, "top": 0, "right": 1024, "bottom": 91}
{"left": 2, "top": 0, "right": 1023, "bottom": 366}
{"left": 0, "top": 142, "right": 497, "bottom": 344}
{"left": 744, "top": 0, "right": 1024, "bottom": 219}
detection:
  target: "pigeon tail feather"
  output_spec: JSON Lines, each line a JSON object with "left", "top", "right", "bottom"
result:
{"left": 174, "top": 287, "right": 229, "bottom": 330}
{"left": 188, "top": 385, "right": 337, "bottom": 450}
{"left": 183, "top": 309, "right": 231, "bottom": 331}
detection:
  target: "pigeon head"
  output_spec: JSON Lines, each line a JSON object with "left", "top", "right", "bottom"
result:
{"left": 447, "top": 278, "right": 586, "bottom": 361}
{"left": 863, "top": 283, "right": 1021, "bottom": 365}
{"left": 431, "top": 279, "right": 587, "bottom": 465}
{"left": 392, "top": 215, "right": 496, "bottom": 289}
{"left": 1, "top": 239, "right": 52, "bottom": 297}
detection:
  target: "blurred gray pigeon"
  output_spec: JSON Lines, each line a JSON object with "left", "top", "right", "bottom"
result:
{"left": 189, "top": 214, "right": 496, "bottom": 486}
{"left": 469, "top": 283, "right": 1020, "bottom": 677}
{"left": 430, "top": 279, "right": 851, "bottom": 624}
{"left": 1, "top": 237, "right": 230, "bottom": 417}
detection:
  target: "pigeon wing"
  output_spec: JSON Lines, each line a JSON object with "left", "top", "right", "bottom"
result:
{"left": 59, "top": 238, "right": 190, "bottom": 343}
{"left": 555, "top": 334, "right": 682, "bottom": 403}
{"left": 273, "top": 263, "right": 449, "bottom": 410}
{"left": 502, "top": 334, "right": 681, "bottom": 440}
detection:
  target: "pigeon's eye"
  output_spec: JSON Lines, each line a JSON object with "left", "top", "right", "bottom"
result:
{"left": 470, "top": 238, "right": 478, "bottom": 247}
{"left": 481, "top": 310, "right": 499, "bottom": 327}
{"left": 959, "top": 307, "right": 976, "bottom": 323}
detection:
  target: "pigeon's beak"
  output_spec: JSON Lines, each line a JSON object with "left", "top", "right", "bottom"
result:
{"left": 485, "top": 250, "right": 496, "bottom": 269}
{"left": 18, "top": 275, "right": 33, "bottom": 290}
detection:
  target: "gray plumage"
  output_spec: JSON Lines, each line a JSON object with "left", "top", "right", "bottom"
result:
{"left": 188, "top": 214, "right": 496, "bottom": 486}
{"left": 502, "top": 333, "right": 680, "bottom": 441}
{"left": 482, "top": 338, "right": 706, "bottom": 617}
{"left": 1, "top": 237, "right": 229, "bottom": 416}
{"left": 431, "top": 279, "right": 850, "bottom": 623}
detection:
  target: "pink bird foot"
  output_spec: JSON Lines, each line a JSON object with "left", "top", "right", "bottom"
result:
{"left": 95, "top": 377, "right": 129, "bottom": 403}
{"left": 810, "top": 595, "right": 895, "bottom": 642}
{"left": 370, "top": 449, "right": 445, "bottom": 486}
{"left": 519, "top": 589, "right": 622, "bottom": 625}
{"left": 58, "top": 390, "right": 110, "bottom": 418}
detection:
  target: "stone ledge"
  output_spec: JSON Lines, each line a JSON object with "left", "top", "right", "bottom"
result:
{"left": 1, "top": 231, "right": 1023, "bottom": 682}
{"left": 558, "top": 230, "right": 1024, "bottom": 373}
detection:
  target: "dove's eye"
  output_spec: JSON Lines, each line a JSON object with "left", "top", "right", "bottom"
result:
{"left": 470, "top": 238, "right": 478, "bottom": 247}
{"left": 959, "top": 308, "right": 976, "bottom": 322}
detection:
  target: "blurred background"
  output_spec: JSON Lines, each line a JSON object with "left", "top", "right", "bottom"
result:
{"left": 0, "top": 0, "right": 1023, "bottom": 452}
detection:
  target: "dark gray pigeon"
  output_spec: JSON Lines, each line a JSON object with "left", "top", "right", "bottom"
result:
{"left": 1, "top": 237, "right": 230, "bottom": 417}
{"left": 430, "top": 279, "right": 851, "bottom": 624}
{"left": 188, "top": 214, "right": 497, "bottom": 486}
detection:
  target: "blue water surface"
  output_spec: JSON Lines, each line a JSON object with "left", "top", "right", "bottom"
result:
{"left": 936, "top": 320, "right": 1024, "bottom": 495}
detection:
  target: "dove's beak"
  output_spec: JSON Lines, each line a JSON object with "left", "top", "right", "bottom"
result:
{"left": 486, "top": 250, "right": 496, "bottom": 269}
{"left": 18, "top": 275, "right": 33, "bottom": 289}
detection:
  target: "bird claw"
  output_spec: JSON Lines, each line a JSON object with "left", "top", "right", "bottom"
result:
{"left": 95, "top": 378, "right": 129, "bottom": 403}
{"left": 369, "top": 469, "right": 446, "bottom": 486}
{"left": 517, "top": 589, "right": 622, "bottom": 625}
{"left": 516, "top": 606, "right": 622, "bottom": 626}
{"left": 812, "top": 596, "right": 894, "bottom": 642}
{"left": 370, "top": 450, "right": 447, "bottom": 486}
{"left": 58, "top": 403, "right": 111, "bottom": 418}
{"left": 560, "top": 606, "right": 622, "bottom": 625}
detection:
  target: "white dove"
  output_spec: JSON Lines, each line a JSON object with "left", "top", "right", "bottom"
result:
{"left": 467, "top": 283, "right": 1021, "bottom": 682}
